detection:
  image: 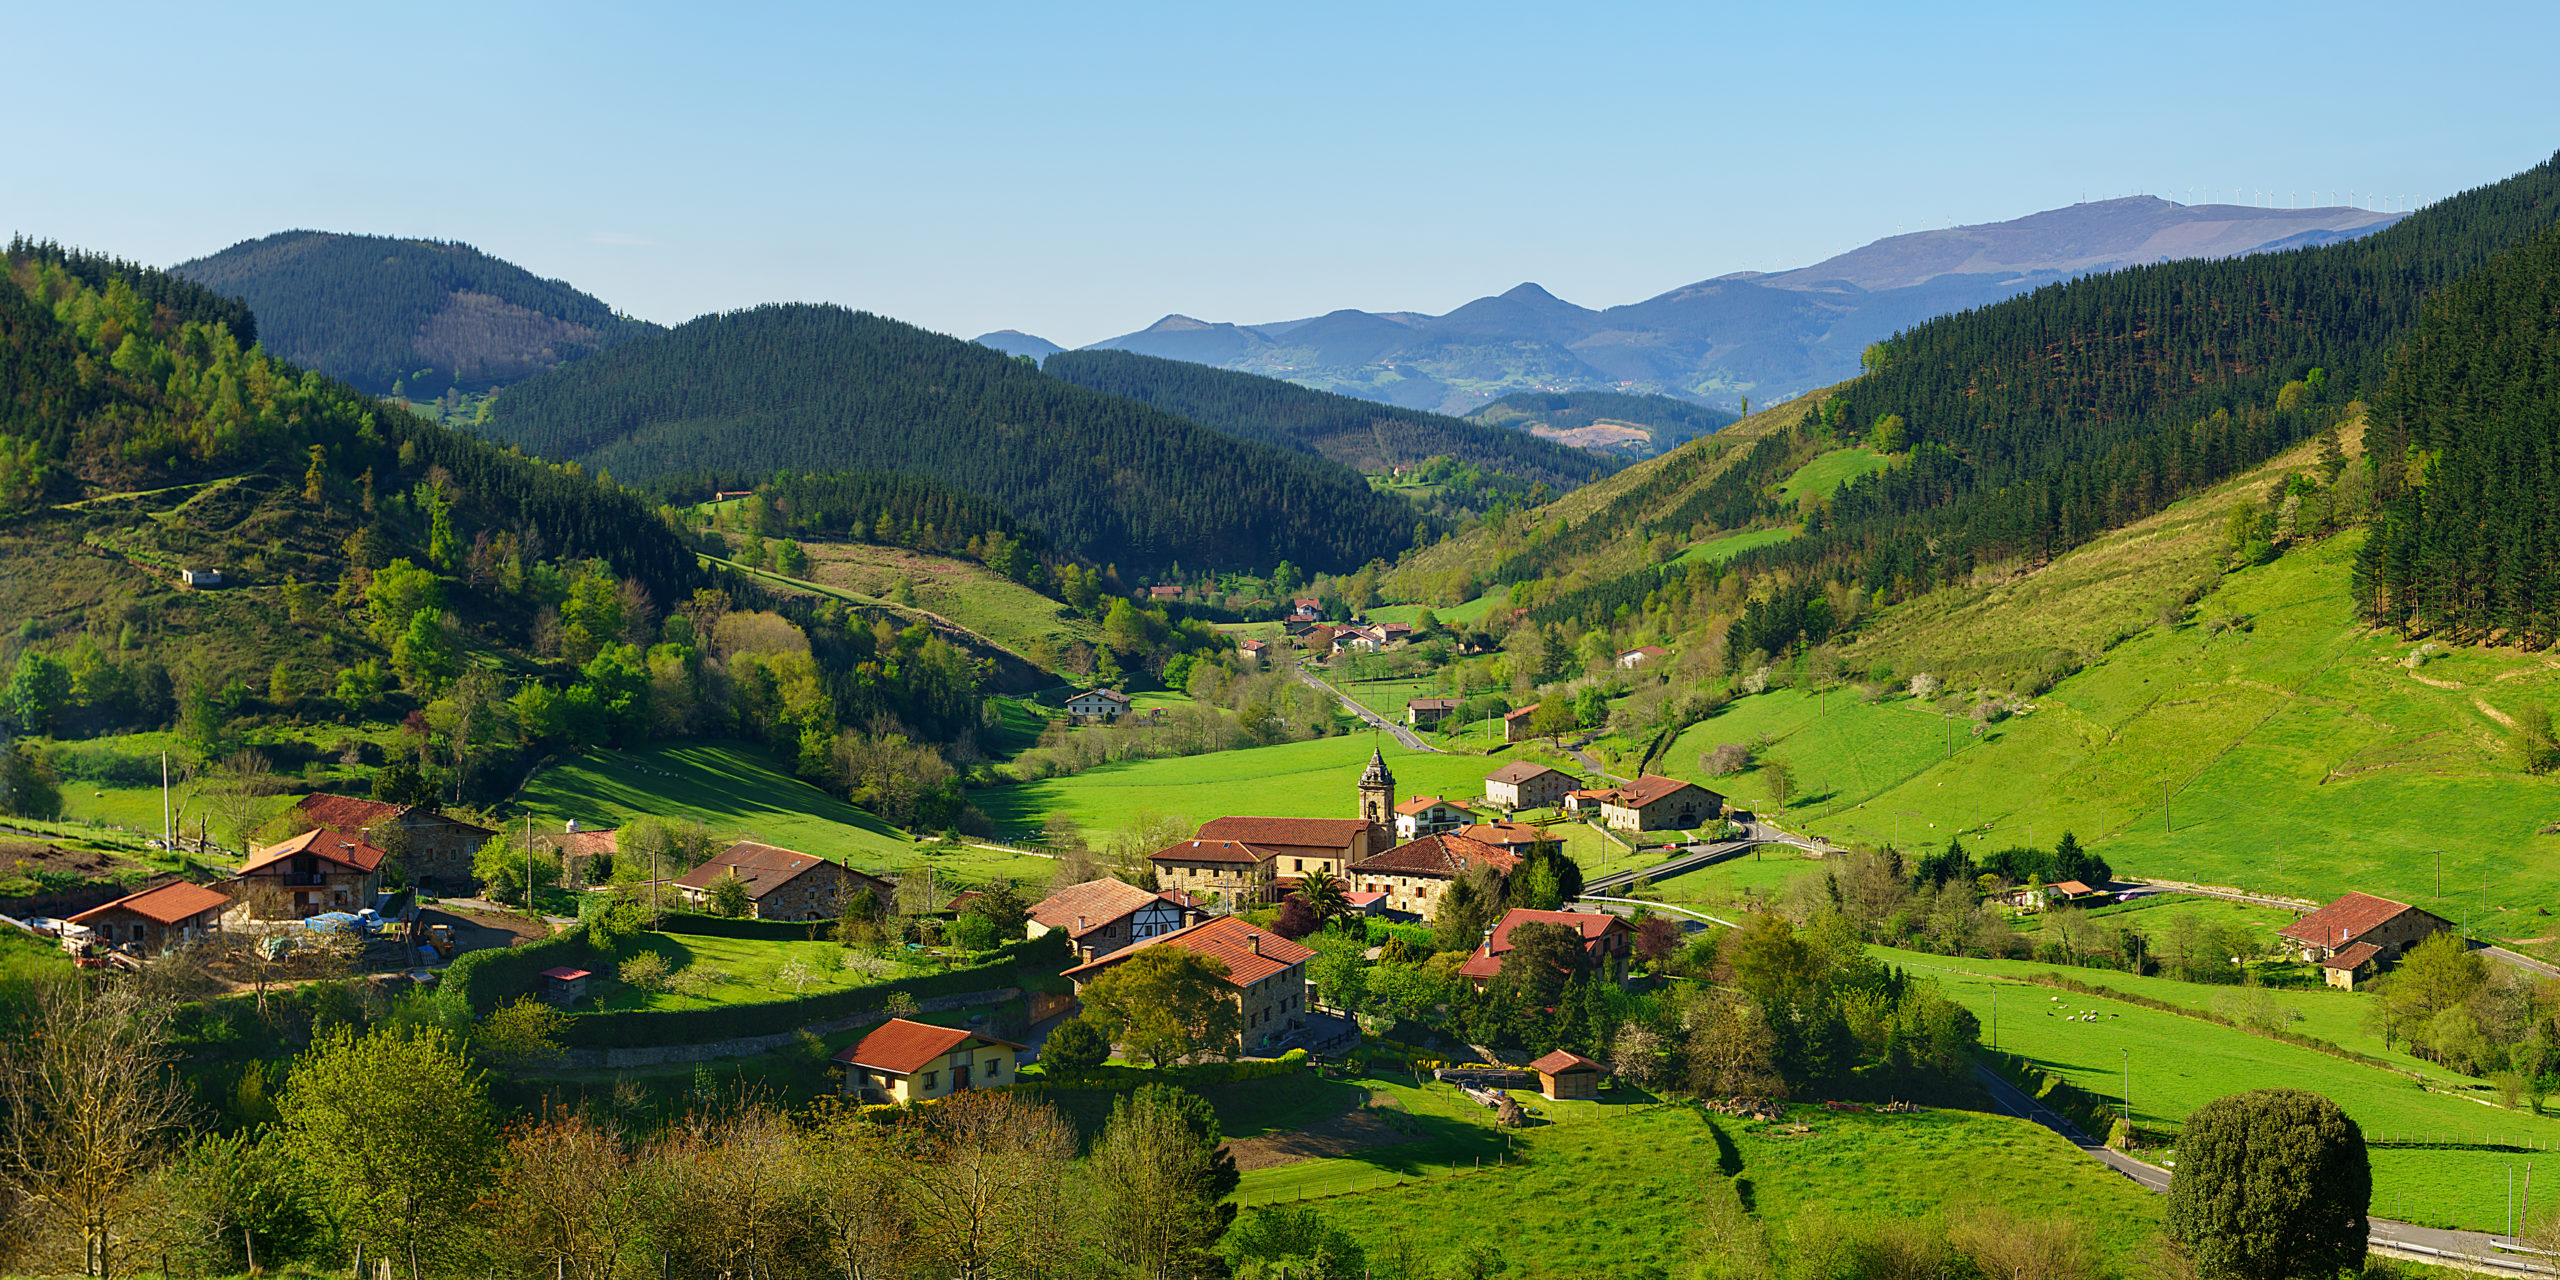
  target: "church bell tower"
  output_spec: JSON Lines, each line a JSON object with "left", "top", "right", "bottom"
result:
{"left": 1357, "top": 746, "right": 1396, "bottom": 825}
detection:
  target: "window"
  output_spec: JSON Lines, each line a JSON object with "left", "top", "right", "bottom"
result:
{"left": 1294, "top": 858, "right": 1304, "bottom": 871}
{"left": 923, "top": 1071, "right": 938, "bottom": 1090}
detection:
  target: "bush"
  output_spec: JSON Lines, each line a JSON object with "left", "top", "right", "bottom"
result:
{"left": 657, "top": 912, "right": 835, "bottom": 941}
{"left": 1045, "top": 1016, "right": 1110, "bottom": 1069}
{"left": 617, "top": 951, "right": 671, "bottom": 993}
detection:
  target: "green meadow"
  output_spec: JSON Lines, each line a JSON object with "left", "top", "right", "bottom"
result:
{"left": 1669, "top": 525, "right": 1799, "bottom": 568}
{"left": 1772, "top": 531, "right": 2560, "bottom": 942}
{"left": 1257, "top": 1095, "right": 2160, "bottom": 1276}
{"left": 1775, "top": 446, "right": 1889, "bottom": 504}
{"left": 1893, "top": 950, "right": 2560, "bottom": 1231}
{"left": 973, "top": 736, "right": 1508, "bottom": 843}
{"left": 519, "top": 739, "right": 1052, "bottom": 886}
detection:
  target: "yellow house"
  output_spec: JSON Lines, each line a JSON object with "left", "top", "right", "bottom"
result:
{"left": 833, "top": 1018, "right": 1025, "bottom": 1104}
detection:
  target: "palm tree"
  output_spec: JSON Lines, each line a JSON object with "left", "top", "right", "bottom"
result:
{"left": 1300, "top": 873, "right": 1352, "bottom": 925}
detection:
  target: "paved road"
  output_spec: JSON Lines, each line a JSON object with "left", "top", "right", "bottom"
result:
{"left": 1581, "top": 820, "right": 1834, "bottom": 895}
{"left": 1973, "top": 1063, "right": 2546, "bottom": 1273}
{"left": 1559, "top": 739, "right": 1630, "bottom": 785}
{"left": 1293, "top": 669, "right": 1445, "bottom": 753}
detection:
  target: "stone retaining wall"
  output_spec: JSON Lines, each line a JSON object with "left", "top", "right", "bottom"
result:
{"left": 541, "top": 986, "right": 1021, "bottom": 1071}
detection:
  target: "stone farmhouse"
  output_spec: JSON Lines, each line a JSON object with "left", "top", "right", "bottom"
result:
{"left": 1346, "top": 832, "right": 1523, "bottom": 916}
{"left": 289, "top": 794, "right": 496, "bottom": 893}
{"left": 1062, "top": 915, "right": 1315, "bottom": 1053}
{"left": 1503, "top": 703, "right": 1542, "bottom": 743}
{"left": 1406, "top": 697, "right": 1461, "bottom": 727}
{"left": 1028, "top": 877, "right": 1198, "bottom": 962}
{"left": 1457, "top": 907, "right": 1633, "bottom": 991}
{"left": 1484, "top": 761, "right": 1579, "bottom": 811}
{"left": 238, "top": 827, "right": 387, "bottom": 920}
{"left": 672, "top": 841, "right": 890, "bottom": 922}
{"left": 535, "top": 822, "right": 620, "bottom": 888}
{"left": 1148, "top": 839, "right": 1283, "bottom": 908}
{"left": 1578, "top": 775, "right": 1724, "bottom": 832}
{"left": 1191, "top": 813, "right": 1389, "bottom": 890}
{"left": 2280, "top": 891, "right": 2455, "bottom": 989}
{"left": 834, "top": 1017, "right": 1025, "bottom": 1103}
{"left": 66, "top": 880, "right": 234, "bottom": 951}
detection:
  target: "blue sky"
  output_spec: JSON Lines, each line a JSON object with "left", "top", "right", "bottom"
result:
{"left": 8, "top": 1, "right": 2552, "bottom": 346}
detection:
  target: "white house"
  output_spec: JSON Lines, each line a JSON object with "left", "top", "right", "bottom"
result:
{"left": 1065, "top": 688, "right": 1133, "bottom": 723}
{"left": 1392, "top": 795, "right": 1470, "bottom": 840}
{"left": 180, "top": 569, "right": 223, "bottom": 588}
{"left": 1614, "top": 645, "right": 1669, "bottom": 670}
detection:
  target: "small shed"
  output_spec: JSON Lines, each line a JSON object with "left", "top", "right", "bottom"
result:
{"left": 1531, "top": 1049, "right": 1605, "bottom": 1101}
{"left": 180, "top": 568, "right": 223, "bottom": 588}
{"left": 538, "top": 966, "right": 593, "bottom": 1005}
{"left": 2320, "top": 941, "right": 2383, "bottom": 990}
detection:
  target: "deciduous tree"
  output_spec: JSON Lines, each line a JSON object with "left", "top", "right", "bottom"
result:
{"left": 2164, "top": 1088, "right": 2368, "bottom": 1280}
{"left": 1078, "top": 948, "right": 1243, "bottom": 1068}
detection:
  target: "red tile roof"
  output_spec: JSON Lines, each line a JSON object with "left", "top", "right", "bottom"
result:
{"left": 294, "top": 793, "right": 406, "bottom": 831}
{"left": 1457, "top": 821, "right": 1549, "bottom": 849}
{"left": 1351, "top": 832, "right": 1522, "bottom": 879}
{"left": 1503, "top": 703, "right": 1541, "bottom": 721}
{"left": 1195, "top": 817, "right": 1378, "bottom": 851}
{"left": 543, "top": 828, "right": 619, "bottom": 858}
{"left": 1150, "top": 838, "right": 1279, "bottom": 866}
{"left": 1029, "top": 878, "right": 1161, "bottom": 936}
{"left": 674, "top": 841, "right": 871, "bottom": 899}
{"left": 2320, "top": 942, "right": 2383, "bottom": 971}
{"left": 1061, "top": 914, "right": 1315, "bottom": 988}
{"left": 2051, "top": 879, "right": 2096, "bottom": 897}
{"left": 69, "top": 880, "right": 232, "bottom": 927}
{"left": 1601, "top": 775, "right": 1719, "bottom": 809}
{"left": 833, "top": 1017, "right": 1023, "bottom": 1076}
{"left": 243, "top": 827, "right": 388, "bottom": 874}
{"left": 2279, "top": 891, "right": 2440, "bottom": 948}
{"left": 1458, "top": 908, "right": 1631, "bottom": 979}
{"left": 1394, "top": 795, "right": 1455, "bottom": 816}
{"left": 1485, "top": 762, "right": 1573, "bottom": 786}
{"left": 539, "top": 967, "right": 592, "bottom": 981}
{"left": 1531, "top": 1049, "right": 1605, "bottom": 1075}
{"left": 294, "top": 793, "right": 493, "bottom": 839}
{"left": 1407, "top": 698, "right": 1461, "bottom": 711}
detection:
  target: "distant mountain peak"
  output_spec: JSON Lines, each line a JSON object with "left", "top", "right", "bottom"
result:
{"left": 972, "top": 329, "right": 1063, "bottom": 360}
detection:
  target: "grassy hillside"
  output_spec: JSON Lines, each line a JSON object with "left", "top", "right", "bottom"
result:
{"left": 973, "top": 736, "right": 1512, "bottom": 842}
{"left": 1900, "top": 950, "right": 2560, "bottom": 1231}
{"left": 1253, "top": 1098, "right": 2160, "bottom": 1276}
{"left": 1631, "top": 422, "right": 2560, "bottom": 940}
{"left": 1385, "top": 388, "right": 1832, "bottom": 605}
{"left": 789, "top": 540, "right": 1099, "bottom": 663}
{"left": 516, "top": 739, "right": 1053, "bottom": 886}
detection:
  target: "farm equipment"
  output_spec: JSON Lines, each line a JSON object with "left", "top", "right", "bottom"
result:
{"left": 422, "top": 923, "right": 456, "bottom": 959}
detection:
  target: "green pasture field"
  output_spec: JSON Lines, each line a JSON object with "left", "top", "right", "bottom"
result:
{"left": 973, "top": 736, "right": 1509, "bottom": 843}
{"left": 1893, "top": 952, "right": 2560, "bottom": 1230}
{"left": 1271, "top": 1096, "right": 2160, "bottom": 1276}
{"left": 519, "top": 739, "right": 1051, "bottom": 886}
{"left": 1369, "top": 587, "right": 1506, "bottom": 629}
{"left": 1661, "top": 688, "right": 1957, "bottom": 821}
{"left": 590, "top": 932, "right": 926, "bottom": 1012}
{"left": 1669, "top": 525, "right": 1798, "bottom": 568}
{"left": 1775, "top": 447, "right": 1888, "bottom": 504}
{"left": 2026, "top": 894, "right": 2302, "bottom": 950}
{"left": 1796, "top": 531, "right": 2560, "bottom": 941}
{"left": 1607, "top": 848, "right": 1830, "bottom": 916}
{"left": 1872, "top": 946, "right": 2459, "bottom": 1082}
{"left": 777, "top": 536, "right": 1100, "bottom": 659}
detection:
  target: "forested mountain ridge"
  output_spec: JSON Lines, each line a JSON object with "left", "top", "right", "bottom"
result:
{"left": 1086, "top": 200, "right": 2409, "bottom": 414}
{"left": 2358, "top": 219, "right": 2560, "bottom": 643}
{"left": 478, "top": 303, "right": 1428, "bottom": 576}
{"left": 173, "top": 231, "right": 658, "bottom": 395}
{"left": 1040, "top": 348, "right": 1613, "bottom": 487}
{"left": 1, "top": 240, "right": 988, "bottom": 820}
{"left": 1393, "top": 153, "right": 2560, "bottom": 645}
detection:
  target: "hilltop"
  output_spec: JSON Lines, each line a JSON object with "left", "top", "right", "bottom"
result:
{"left": 1040, "top": 348, "right": 1610, "bottom": 489}
{"left": 1080, "top": 199, "right": 2408, "bottom": 413}
{"left": 972, "top": 329, "right": 1064, "bottom": 360}
{"left": 172, "top": 230, "right": 656, "bottom": 395}
{"left": 475, "top": 303, "right": 1427, "bottom": 576}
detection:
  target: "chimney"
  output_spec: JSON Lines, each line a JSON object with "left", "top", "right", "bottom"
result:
{"left": 566, "top": 818, "right": 579, "bottom": 833}
{"left": 1247, "top": 933, "right": 1262, "bottom": 955}
{"left": 1076, "top": 916, "right": 1088, "bottom": 932}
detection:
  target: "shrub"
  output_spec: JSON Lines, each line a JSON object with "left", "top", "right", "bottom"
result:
{"left": 439, "top": 931, "right": 602, "bottom": 1016}
{"left": 2164, "top": 1089, "right": 2369, "bottom": 1280}
{"left": 1045, "top": 1016, "right": 1110, "bottom": 1069}
{"left": 617, "top": 951, "right": 671, "bottom": 993}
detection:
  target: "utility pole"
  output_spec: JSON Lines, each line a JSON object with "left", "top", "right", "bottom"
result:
{"left": 2123, "top": 1048, "right": 2132, "bottom": 1123}
{"left": 2163, "top": 781, "right": 2171, "bottom": 836}
{"left": 161, "top": 751, "right": 171, "bottom": 853}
